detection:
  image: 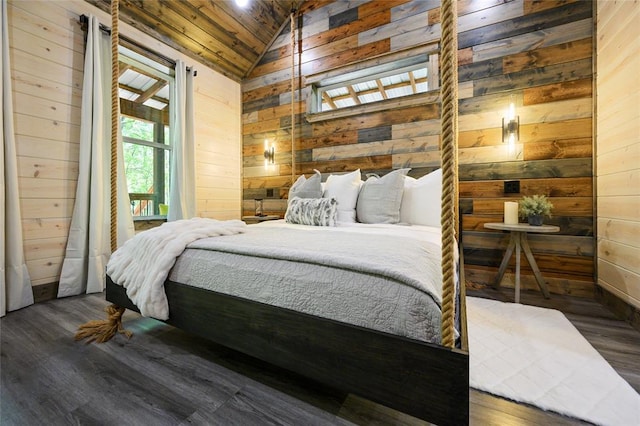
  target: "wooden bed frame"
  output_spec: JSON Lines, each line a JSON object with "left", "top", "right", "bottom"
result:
{"left": 106, "top": 276, "right": 468, "bottom": 425}
{"left": 98, "top": 1, "right": 467, "bottom": 423}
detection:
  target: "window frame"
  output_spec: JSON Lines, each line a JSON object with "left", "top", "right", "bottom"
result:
{"left": 306, "top": 43, "right": 440, "bottom": 123}
{"left": 119, "top": 48, "right": 174, "bottom": 219}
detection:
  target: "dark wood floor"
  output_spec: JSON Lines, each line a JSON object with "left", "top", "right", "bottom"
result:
{"left": 1, "top": 288, "right": 639, "bottom": 425}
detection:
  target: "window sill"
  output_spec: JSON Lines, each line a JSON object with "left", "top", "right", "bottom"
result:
{"left": 133, "top": 215, "right": 167, "bottom": 221}
{"left": 133, "top": 216, "right": 167, "bottom": 233}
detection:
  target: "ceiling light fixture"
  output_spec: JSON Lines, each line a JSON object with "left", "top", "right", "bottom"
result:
{"left": 235, "top": 0, "right": 249, "bottom": 7}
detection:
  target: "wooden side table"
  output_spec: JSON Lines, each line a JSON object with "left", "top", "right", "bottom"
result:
{"left": 483, "top": 222, "right": 560, "bottom": 303}
{"left": 242, "top": 215, "right": 280, "bottom": 224}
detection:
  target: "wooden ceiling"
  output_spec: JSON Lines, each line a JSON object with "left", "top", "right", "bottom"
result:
{"left": 86, "top": 0, "right": 303, "bottom": 82}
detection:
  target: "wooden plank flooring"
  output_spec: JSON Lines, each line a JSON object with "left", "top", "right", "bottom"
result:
{"left": 1, "top": 290, "right": 639, "bottom": 425}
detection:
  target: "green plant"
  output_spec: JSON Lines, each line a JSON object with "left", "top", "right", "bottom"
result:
{"left": 519, "top": 195, "right": 553, "bottom": 218}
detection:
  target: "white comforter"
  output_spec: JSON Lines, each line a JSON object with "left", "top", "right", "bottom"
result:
{"left": 106, "top": 218, "right": 246, "bottom": 318}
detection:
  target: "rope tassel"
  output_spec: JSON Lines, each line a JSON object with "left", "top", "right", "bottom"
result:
{"left": 75, "top": 304, "right": 132, "bottom": 344}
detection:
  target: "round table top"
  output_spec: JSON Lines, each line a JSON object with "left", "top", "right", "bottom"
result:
{"left": 483, "top": 222, "right": 560, "bottom": 233}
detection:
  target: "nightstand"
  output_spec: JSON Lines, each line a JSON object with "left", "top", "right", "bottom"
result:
{"left": 484, "top": 222, "right": 560, "bottom": 303}
{"left": 242, "top": 215, "right": 280, "bottom": 224}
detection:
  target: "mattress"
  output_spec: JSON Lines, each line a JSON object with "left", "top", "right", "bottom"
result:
{"left": 169, "top": 220, "right": 450, "bottom": 344}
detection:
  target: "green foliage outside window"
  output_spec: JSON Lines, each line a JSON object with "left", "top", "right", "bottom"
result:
{"left": 121, "top": 117, "right": 156, "bottom": 194}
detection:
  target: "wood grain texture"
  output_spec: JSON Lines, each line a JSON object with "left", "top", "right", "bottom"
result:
{"left": 503, "top": 38, "right": 592, "bottom": 74}
{"left": 84, "top": 0, "right": 295, "bottom": 81}
{"left": 523, "top": 78, "right": 592, "bottom": 105}
{"left": 11, "top": 0, "right": 242, "bottom": 288}
{"left": 106, "top": 279, "right": 469, "bottom": 426}
{"left": 596, "top": 0, "right": 640, "bottom": 310}
{"left": 3, "top": 289, "right": 638, "bottom": 425}
{"left": 458, "top": 1, "right": 591, "bottom": 49}
{"left": 241, "top": 0, "right": 595, "bottom": 295}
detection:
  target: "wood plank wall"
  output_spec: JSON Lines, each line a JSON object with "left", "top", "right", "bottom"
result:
{"left": 596, "top": 1, "right": 640, "bottom": 310}
{"left": 241, "top": 0, "right": 595, "bottom": 297}
{"left": 9, "top": 0, "right": 241, "bottom": 296}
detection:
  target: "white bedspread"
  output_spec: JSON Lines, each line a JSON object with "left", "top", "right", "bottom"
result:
{"left": 106, "top": 218, "right": 246, "bottom": 319}
{"left": 173, "top": 220, "right": 454, "bottom": 343}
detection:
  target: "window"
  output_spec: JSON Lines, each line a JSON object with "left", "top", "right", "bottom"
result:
{"left": 318, "top": 62, "right": 430, "bottom": 112}
{"left": 306, "top": 43, "right": 440, "bottom": 122}
{"left": 118, "top": 47, "right": 174, "bottom": 218}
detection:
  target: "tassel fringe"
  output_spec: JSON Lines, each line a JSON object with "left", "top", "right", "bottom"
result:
{"left": 75, "top": 304, "right": 133, "bottom": 344}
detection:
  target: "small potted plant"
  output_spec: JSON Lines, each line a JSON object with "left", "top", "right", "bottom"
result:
{"left": 519, "top": 195, "right": 553, "bottom": 226}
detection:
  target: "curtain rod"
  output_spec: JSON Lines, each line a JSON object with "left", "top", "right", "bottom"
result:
{"left": 79, "top": 14, "right": 197, "bottom": 76}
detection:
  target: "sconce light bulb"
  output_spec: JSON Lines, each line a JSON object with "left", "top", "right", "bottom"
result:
{"left": 235, "top": 0, "right": 249, "bottom": 8}
{"left": 263, "top": 140, "right": 275, "bottom": 167}
{"left": 508, "top": 102, "right": 516, "bottom": 120}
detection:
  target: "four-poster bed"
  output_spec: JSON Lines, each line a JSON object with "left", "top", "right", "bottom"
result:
{"left": 89, "top": 1, "right": 469, "bottom": 424}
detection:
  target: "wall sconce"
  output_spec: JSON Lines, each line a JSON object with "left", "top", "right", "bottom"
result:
{"left": 264, "top": 139, "right": 275, "bottom": 166}
{"left": 502, "top": 99, "right": 520, "bottom": 144}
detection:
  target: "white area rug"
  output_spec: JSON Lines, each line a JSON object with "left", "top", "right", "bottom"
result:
{"left": 467, "top": 297, "right": 640, "bottom": 426}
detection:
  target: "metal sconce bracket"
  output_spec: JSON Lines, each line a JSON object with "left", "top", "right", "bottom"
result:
{"left": 502, "top": 115, "right": 520, "bottom": 143}
{"left": 264, "top": 145, "right": 275, "bottom": 164}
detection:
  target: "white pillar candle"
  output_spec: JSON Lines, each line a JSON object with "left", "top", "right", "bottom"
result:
{"left": 504, "top": 201, "right": 519, "bottom": 225}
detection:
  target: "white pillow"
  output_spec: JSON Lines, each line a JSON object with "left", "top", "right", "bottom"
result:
{"left": 323, "top": 169, "right": 361, "bottom": 223}
{"left": 356, "top": 168, "right": 409, "bottom": 224}
{"left": 400, "top": 168, "right": 442, "bottom": 227}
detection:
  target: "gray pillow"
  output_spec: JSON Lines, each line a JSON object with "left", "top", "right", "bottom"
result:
{"left": 288, "top": 169, "right": 322, "bottom": 203}
{"left": 285, "top": 197, "right": 338, "bottom": 226}
{"left": 356, "top": 168, "right": 410, "bottom": 224}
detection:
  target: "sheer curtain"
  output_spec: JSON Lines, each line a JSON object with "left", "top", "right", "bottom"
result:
{"left": 57, "top": 15, "right": 134, "bottom": 298}
{"left": 167, "top": 60, "right": 196, "bottom": 221}
{"left": 1, "top": 0, "right": 34, "bottom": 316}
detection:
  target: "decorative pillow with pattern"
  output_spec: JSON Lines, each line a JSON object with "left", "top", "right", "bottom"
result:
{"left": 285, "top": 197, "right": 338, "bottom": 226}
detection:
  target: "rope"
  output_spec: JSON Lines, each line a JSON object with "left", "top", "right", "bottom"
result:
{"left": 110, "top": 0, "right": 119, "bottom": 253}
{"left": 75, "top": 1, "right": 130, "bottom": 345}
{"left": 75, "top": 304, "right": 133, "bottom": 344}
{"left": 439, "top": 0, "right": 459, "bottom": 349}
{"left": 290, "top": 10, "right": 296, "bottom": 184}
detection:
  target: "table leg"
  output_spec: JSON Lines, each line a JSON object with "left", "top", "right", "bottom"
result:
{"left": 521, "top": 233, "right": 551, "bottom": 299}
{"left": 515, "top": 232, "right": 521, "bottom": 303}
{"left": 494, "top": 232, "right": 517, "bottom": 288}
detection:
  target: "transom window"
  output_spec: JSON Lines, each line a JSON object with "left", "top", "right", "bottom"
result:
{"left": 319, "top": 63, "right": 430, "bottom": 112}
{"left": 306, "top": 43, "right": 440, "bottom": 121}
